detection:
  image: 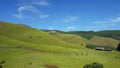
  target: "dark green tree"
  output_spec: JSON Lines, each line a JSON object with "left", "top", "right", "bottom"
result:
{"left": 0, "top": 65, "right": 2, "bottom": 68}
{"left": 84, "top": 62, "right": 103, "bottom": 68}
{"left": 117, "top": 43, "right": 120, "bottom": 51}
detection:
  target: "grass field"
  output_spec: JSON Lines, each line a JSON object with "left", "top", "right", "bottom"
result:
{"left": 0, "top": 48, "right": 120, "bottom": 68}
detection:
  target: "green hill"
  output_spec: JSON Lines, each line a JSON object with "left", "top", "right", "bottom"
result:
{"left": 46, "top": 30, "right": 92, "bottom": 48}
{"left": 66, "top": 31, "right": 120, "bottom": 48}
{"left": 91, "top": 36, "right": 119, "bottom": 48}
{"left": 0, "top": 21, "right": 80, "bottom": 53}
{"left": 0, "top": 21, "right": 120, "bottom": 68}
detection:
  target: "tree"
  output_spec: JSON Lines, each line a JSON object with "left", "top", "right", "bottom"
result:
{"left": 117, "top": 43, "right": 120, "bottom": 51}
{"left": 0, "top": 65, "right": 2, "bottom": 68}
{"left": 84, "top": 62, "right": 103, "bottom": 68}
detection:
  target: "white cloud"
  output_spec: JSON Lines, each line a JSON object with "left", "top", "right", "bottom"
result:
{"left": 13, "top": 13, "right": 23, "bottom": 19}
{"left": 39, "top": 14, "right": 49, "bottom": 19}
{"left": 13, "top": 0, "right": 50, "bottom": 19}
{"left": 19, "top": 6, "right": 39, "bottom": 13}
{"left": 108, "top": 23, "right": 117, "bottom": 26}
{"left": 13, "top": 6, "right": 40, "bottom": 19}
{"left": 17, "top": 0, "right": 50, "bottom": 7}
{"left": 33, "top": 0, "right": 50, "bottom": 6}
{"left": 48, "top": 27, "right": 54, "bottom": 30}
{"left": 66, "top": 26, "right": 76, "bottom": 29}
{"left": 63, "top": 16, "right": 79, "bottom": 23}
{"left": 95, "top": 17, "right": 120, "bottom": 24}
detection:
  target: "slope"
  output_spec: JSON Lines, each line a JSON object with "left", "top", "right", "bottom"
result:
{"left": 66, "top": 31, "right": 120, "bottom": 48}
{"left": 47, "top": 30, "right": 92, "bottom": 48}
{"left": 91, "top": 36, "right": 119, "bottom": 48}
{"left": 0, "top": 21, "right": 80, "bottom": 53}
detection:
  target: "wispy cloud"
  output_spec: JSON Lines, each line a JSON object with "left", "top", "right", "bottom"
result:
{"left": 33, "top": 0, "right": 50, "bottom": 6}
{"left": 66, "top": 26, "right": 76, "bottom": 30}
{"left": 39, "top": 14, "right": 49, "bottom": 19}
{"left": 95, "top": 17, "right": 120, "bottom": 24}
{"left": 13, "top": 12, "right": 23, "bottom": 19}
{"left": 13, "top": 6, "right": 39, "bottom": 19}
{"left": 13, "top": 0, "right": 50, "bottom": 19}
{"left": 67, "top": 26, "right": 76, "bottom": 29}
{"left": 48, "top": 27, "right": 54, "bottom": 30}
{"left": 63, "top": 16, "right": 79, "bottom": 23}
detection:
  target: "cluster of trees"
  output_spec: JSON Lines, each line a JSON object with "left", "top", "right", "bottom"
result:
{"left": 66, "top": 31, "right": 94, "bottom": 40}
{"left": 66, "top": 30, "right": 120, "bottom": 40}
{"left": 86, "top": 44, "right": 115, "bottom": 50}
{"left": 94, "top": 30, "right": 120, "bottom": 40}
{"left": 84, "top": 62, "right": 103, "bottom": 68}
{"left": 86, "top": 43, "right": 120, "bottom": 52}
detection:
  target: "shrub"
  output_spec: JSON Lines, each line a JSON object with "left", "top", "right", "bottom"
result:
{"left": 0, "top": 61, "right": 5, "bottom": 64}
{"left": 3, "top": 25, "right": 5, "bottom": 28}
{"left": 86, "top": 44, "right": 96, "bottom": 49}
{"left": 17, "top": 46, "right": 22, "bottom": 48}
{"left": 39, "top": 36, "right": 42, "bottom": 39}
{"left": 29, "top": 62, "right": 32, "bottom": 65}
{"left": 84, "top": 62, "right": 103, "bottom": 68}
{"left": 44, "top": 64, "right": 58, "bottom": 68}
{"left": 29, "top": 36, "right": 32, "bottom": 38}
{"left": 0, "top": 65, "right": 2, "bottom": 68}
{"left": 117, "top": 43, "right": 120, "bottom": 51}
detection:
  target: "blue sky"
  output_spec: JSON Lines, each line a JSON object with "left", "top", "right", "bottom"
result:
{"left": 0, "top": 0, "right": 120, "bottom": 31}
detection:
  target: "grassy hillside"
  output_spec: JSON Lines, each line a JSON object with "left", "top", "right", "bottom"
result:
{"left": 91, "top": 36, "right": 119, "bottom": 48}
{"left": 66, "top": 31, "right": 120, "bottom": 48}
{"left": 0, "top": 21, "right": 80, "bottom": 53}
{"left": 0, "top": 21, "right": 120, "bottom": 68}
{"left": 47, "top": 31, "right": 92, "bottom": 48}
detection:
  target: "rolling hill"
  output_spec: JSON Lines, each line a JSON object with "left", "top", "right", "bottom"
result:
{"left": 91, "top": 36, "right": 119, "bottom": 48}
{"left": 0, "top": 21, "right": 80, "bottom": 53}
{"left": 45, "top": 30, "right": 92, "bottom": 48}
{"left": 65, "top": 31, "right": 120, "bottom": 48}
{"left": 0, "top": 21, "right": 120, "bottom": 68}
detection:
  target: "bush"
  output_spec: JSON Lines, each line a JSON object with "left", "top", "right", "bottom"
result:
{"left": 44, "top": 64, "right": 58, "bottom": 68}
{"left": 117, "top": 43, "right": 120, "bottom": 51}
{"left": 0, "top": 65, "right": 2, "bottom": 68}
{"left": 86, "top": 44, "right": 96, "bottom": 49}
{"left": 39, "top": 36, "right": 42, "bottom": 39}
{"left": 29, "top": 62, "right": 32, "bottom": 65}
{"left": 3, "top": 25, "right": 5, "bottom": 28}
{"left": 29, "top": 36, "right": 32, "bottom": 38}
{"left": 0, "top": 61, "right": 6, "bottom": 64}
{"left": 84, "top": 62, "right": 103, "bottom": 68}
